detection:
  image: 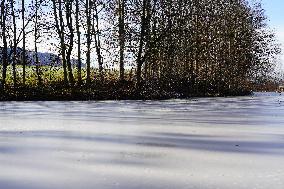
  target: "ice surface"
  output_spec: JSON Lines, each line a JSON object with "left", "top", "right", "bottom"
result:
{"left": 0, "top": 92, "right": 284, "bottom": 189}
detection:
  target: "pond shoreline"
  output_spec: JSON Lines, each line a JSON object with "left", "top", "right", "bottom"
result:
{"left": 0, "top": 89, "right": 252, "bottom": 101}
{"left": 0, "top": 82, "right": 253, "bottom": 101}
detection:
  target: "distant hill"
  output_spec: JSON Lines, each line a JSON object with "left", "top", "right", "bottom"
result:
{"left": 0, "top": 47, "right": 81, "bottom": 67}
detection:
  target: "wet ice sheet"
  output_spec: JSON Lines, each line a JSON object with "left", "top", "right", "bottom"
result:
{"left": 0, "top": 92, "right": 284, "bottom": 189}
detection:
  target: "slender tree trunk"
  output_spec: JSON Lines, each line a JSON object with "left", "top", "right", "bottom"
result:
{"left": 10, "top": 0, "right": 17, "bottom": 87}
{"left": 93, "top": 2, "right": 103, "bottom": 78}
{"left": 142, "top": 0, "right": 152, "bottom": 80}
{"left": 65, "top": 1, "right": 74, "bottom": 86}
{"left": 1, "top": 0, "right": 8, "bottom": 90}
{"left": 22, "top": 0, "right": 26, "bottom": 85}
{"left": 194, "top": 0, "right": 200, "bottom": 93}
{"left": 52, "top": 0, "right": 68, "bottom": 84}
{"left": 86, "top": 0, "right": 91, "bottom": 84}
{"left": 75, "top": 0, "right": 82, "bottom": 84}
{"left": 58, "top": 0, "right": 68, "bottom": 84}
{"left": 34, "top": 0, "right": 42, "bottom": 86}
{"left": 136, "top": 0, "right": 148, "bottom": 86}
{"left": 118, "top": 0, "right": 125, "bottom": 81}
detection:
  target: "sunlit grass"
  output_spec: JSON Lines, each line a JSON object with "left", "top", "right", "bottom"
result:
{"left": 0, "top": 65, "right": 136, "bottom": 86}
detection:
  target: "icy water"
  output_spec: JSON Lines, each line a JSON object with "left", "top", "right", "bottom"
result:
{"left": 0, "top": 92, "right": 284, "bottom": 189}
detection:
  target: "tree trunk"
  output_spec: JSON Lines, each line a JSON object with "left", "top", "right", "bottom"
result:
{"left": 1, "top": 0, "right": 8, "bottom": 90}
{"left": 86, "top": 0, "right": 91, "bottom": 84}
{"left": 22, "top": 0, "right": 26, "bottom": 85}
{"left": 93, "top": 2, "right": 103, "bottom": 78}
{"left": 118, "top": 0, "right": 125, "bottom": 82}
{"left": 34, "top": 0, "right": 42, "bottom": 86}
{"left": 75, "top": 0, "right": 82, "bottom": 84}
{"left": 65, "top": 1, "right": 74, "bottom": 86}
{"left": 10, "top": 0, "right": 17, "bottom": 87}
{"left": 136, "top": 0, "right": 148, "bottom": 86}
{"left": 52, "top": 0, "right": 68, "bottom": 84}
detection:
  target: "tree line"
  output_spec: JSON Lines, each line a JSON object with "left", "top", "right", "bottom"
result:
{"left": 0, "top": 0, "right": 281, "bottom": 99}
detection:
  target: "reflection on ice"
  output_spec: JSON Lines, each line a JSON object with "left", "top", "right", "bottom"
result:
{"left": 0, "top": 92, "right": 284, "bottom": 189}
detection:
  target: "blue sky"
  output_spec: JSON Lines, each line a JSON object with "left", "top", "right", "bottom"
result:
{"left": 262, "top": 0, "right": 284, "bottom": 27}
{"left": 261, "top": 0, "right": 284, "bottom": 68}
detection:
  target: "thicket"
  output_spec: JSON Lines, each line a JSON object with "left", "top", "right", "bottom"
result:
{"left": 0, "top": 0, "right": 281, "bottom": 100}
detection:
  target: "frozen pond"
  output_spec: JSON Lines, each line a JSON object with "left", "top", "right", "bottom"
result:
{"left": 0, "top": 92, "right": 284, "bottom": 189}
